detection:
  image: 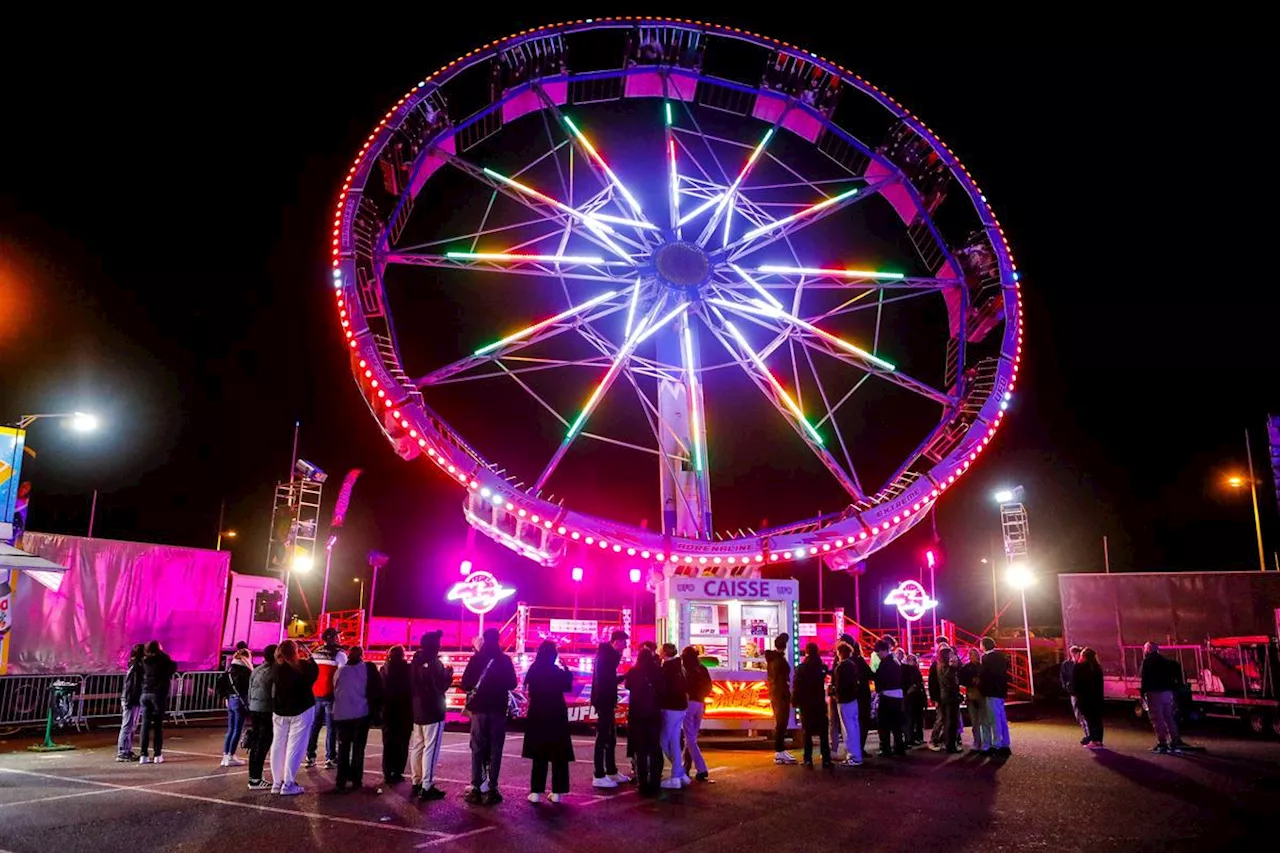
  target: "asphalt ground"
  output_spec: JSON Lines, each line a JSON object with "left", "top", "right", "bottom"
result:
{"left": 1, "top": 710, "right": 1276, "bottom": 853}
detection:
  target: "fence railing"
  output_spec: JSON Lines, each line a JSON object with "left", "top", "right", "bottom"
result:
{"left": 0, "top": 671, "right": 229, "bottom": 730}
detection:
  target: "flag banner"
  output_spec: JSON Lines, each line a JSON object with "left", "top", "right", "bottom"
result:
{"left": 330, "top": 468, "right": 363, "bottom": 528}
{"left": 1, "top": 427, "right": 26, "bottom": 544}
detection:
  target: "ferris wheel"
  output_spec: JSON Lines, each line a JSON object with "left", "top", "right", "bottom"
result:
{"left": 329, "top": 19, "right": 1024, "bottom": 573}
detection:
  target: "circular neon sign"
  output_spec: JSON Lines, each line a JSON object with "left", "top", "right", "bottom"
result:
{"left": 447, "top": 570, "right": 515, "bottom": 615}
{"left": 883, "top": 580, "right": 938, "bottom": 622}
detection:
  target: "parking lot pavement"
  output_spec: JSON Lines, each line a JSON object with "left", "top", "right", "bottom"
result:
{"left": 2, "top": 714, "right": 1279, "bottom": 853}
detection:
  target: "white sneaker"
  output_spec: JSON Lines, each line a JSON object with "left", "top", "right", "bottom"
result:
{"left": 679, "top": 775, "right": 693, "bottom": 787}
{"left": 608, "top": 773, "right": 631, "bottom": 784}
{"left": 280, "top": 782, "right": 304, "bottom": 796}
{"left": 548, "top": 793, "right": 563, "bottom": 803}
{"left": 225, "top": 755, "right": 245, "bottom": 767}
{"left": 527, "top": 792, "right": 542, "bottom": 803}
{"left": 774, "top": 752, "right": 797, "bottom": 765}
{"left": 138, "top": 756, "right": 151, "bottom": 765}
{"left": 479, "top": 780, "right": 490, "bottom": 794}
{"left": 659, "top": 778, "right": 682, "bottom": 790}
{"left": 592, "top": 776, "right": 618, "bottom": 789}
{"left": 154, "top": 755, "right": 164, "bottom": 764}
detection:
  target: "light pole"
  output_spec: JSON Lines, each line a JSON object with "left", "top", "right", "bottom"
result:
{"left": 4, "top": 413, "right": 99, "bottom": 538}
{"left": 1006, "top": 563, "right": 1036, "bottom": 698}
{"left": 320, "top": 534, "right": 338, "bottom": 614}
{"left": 353, "top": 575, "right": 365, "bottom": 609}
{"left": 571, "top": 566, "right": 584, "bottom": 621}
{"left": 1230, "top": 428, "right": 1268, "bottom": 572}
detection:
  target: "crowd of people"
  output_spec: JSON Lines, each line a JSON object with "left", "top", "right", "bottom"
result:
{"left": 1060, "top": 640, "right": 1191, "bottom": 753}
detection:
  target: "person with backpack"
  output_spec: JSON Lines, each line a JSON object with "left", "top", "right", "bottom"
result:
{"left": 408, "top": 631, "right": 453, "bottom": 801}
{"left": 221, "top": 648, "right": 253, "bottom": 767}
{"left": 138, "top": 641, "right": 177, "bottom": 764}
{"left": 459, "top": 627, "right": 517, "bottom": 804}
{"left": 333, "top": 646, "right": 384, "bottom": 791}
{"left": 681, "top": 645, "right": 713, "bottom": 781}
{"left": 245, "top": 643, "right": 277, "bottom": 790}
{"left": 116, "top": 644, "right": 145, "bottom": 762}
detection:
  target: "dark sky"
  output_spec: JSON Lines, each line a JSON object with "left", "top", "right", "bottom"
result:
{"left": 1, "top": 12, "right": 1273, "bottom": 633}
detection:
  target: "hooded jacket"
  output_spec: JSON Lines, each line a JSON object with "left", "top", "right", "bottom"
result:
{"left": 765, "top": 648, "right": 792, "bottom": 704}
{"left": 590, "top": 641, "right": 624, "bottom": 710}
{"left": 141, "top": 651, "right": 177, "bottom": 697}
{"left": 411, "top": 642, "right": 454, "bottom": 725}
{"left": 659, "top": 656, "right": 688, "bottom": 712}
{"left": 334, "top": 658, "right": 384, "bottom": 721}
{"left": 460, "top": 639, "right": 518, "bottom": 715}
{"left": 248, "top": 660, "right": 275, "bottom": 713}
{"left": 791, "top": 654, "right": 829, "bottom": 714}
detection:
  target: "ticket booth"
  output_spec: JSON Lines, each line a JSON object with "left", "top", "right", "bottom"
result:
{"left": 657, "top": 575, "right": 799, "bottom": 730}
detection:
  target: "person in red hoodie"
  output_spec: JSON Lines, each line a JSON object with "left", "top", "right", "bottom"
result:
{"left": 305, "top": 628, "right": 347, "bottom": 769}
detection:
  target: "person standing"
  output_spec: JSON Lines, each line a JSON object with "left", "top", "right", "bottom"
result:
{"left": 306, "top": 627, "right": 347, "bottom": 770}
{"left": 832, "top": 642, "right": 863, "bottom": 766}
{"left": 270, "top": 640, "right": 319, "bottom": 795}
{"left": 460, "top": 627, "right": 518, "bottom": 804}
{"left": 1062, "top": 645, "right": 1087, "bottom": 744}
{"left": 828, "top": 632, "right": 856, "bottom": 760}
{"left": 873, "top": 639, "right": 905, "bottom": 756}
{"left": 927, "top": 639, "right": 951, "bottom": 747}
{"left": 1141, "top": 641, "right": 1182, "bottom": 754}
{"left": 980, "top": 637, "right": 1012, "bottom": 755}
{"left": 681, "top": 645, "right": 712, "bottom": 781}
{"left": 523, "top": 641, "right": 575, "bottom": 803}
{"left": 1073, "top": 647, "right": 1105, "bottom": 749}
{"left": 960, "top": 647, "right": 991, "bottom": 754}
{"left": 902, "top": 654, "right": 926, "bottom": 746}
{"left": 658, "top": 643, "right": 689, "bottom": 789}
{"left": 245, "top": 643, "right": 277, "bottom": 790}
{"left": 116, "top": 644, "right": 145, "bottom": 762}
{"left": 590, "top": 630, "right": 630, "bottom": 788}
{"left": 138, "top": 641, "right": 176, "bottom": 765}
{"left": 380, "top": 645, "right": 414, "bottom": 786}
{"left": 333, "top": 646, "right": 383, "bottom": 792}
{"left": 408, "top": 631, "right": 453, "bottom": 801}
{"left": 792, "top": 642, "right": 832, "bottom": 768}
{"left": 220, "top": 648, "right": 253, "bottom": 767}
{"left": 936, "top": 647, "right": 962, "bottom": 753}
{"left": 765, "top": 633, "right": 796, "bottom": 764}
{"left": 624, "top": 646, "right": 664, "bottom": 795}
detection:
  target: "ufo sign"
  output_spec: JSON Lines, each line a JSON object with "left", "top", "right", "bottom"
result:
{"left": 447, "top": 570, "right": 515, "bottom": 615}
{"left": 884, "top": 580, "right": 937, "bottom": 622}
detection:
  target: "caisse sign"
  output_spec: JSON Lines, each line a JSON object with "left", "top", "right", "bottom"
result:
{"left": 884, "top": 580, "right": 937, "bottom": 622}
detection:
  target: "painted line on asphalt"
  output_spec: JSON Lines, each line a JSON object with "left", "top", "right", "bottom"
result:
{"left": 0, "top": 787, "right": 122, "bottom": 809}
{"left": 0, "top": 767, "right": 494, "bottom": 843}
{"left": 414, "top": 828, "right": 497, "bottom": 849}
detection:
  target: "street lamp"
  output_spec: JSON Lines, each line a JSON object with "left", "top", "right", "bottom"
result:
{"left": 1006, "top": 563, "right": 1036, "bottom": 698}
{"left": 571, "top": 566, "right": 584, "bottom": 620}
{"left": 353, "top": 575, "right": 366, "bottom": 610}
{"left": 5, "top": 413, "right": 100, "bottom": 541}
{"left": 217, "top": 530, "right": 237, "bottom": 550}
{"left": 1227, "top": 426, "right": 1267, "bottom": 572}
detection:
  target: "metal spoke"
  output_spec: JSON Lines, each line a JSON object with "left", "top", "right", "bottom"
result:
{"left": 722, "top": 177, "right": 894, "bottom": 262}
{"left": 799, "top": 341, "right": 863, "bottom": 496}
{"left": 384, "top": 252, "right": 635, "bottom": 286}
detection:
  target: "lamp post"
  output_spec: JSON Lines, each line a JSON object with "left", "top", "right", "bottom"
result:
{"left": 1006, "top": 563, "right": 1036, "bottom": 698}
{"left": 4, "top": 413, "right": 99, "bottom": 538}
{"left": 1229, "top": 428, "right": 1268, "bottom": 572}
{"left": 320, "top": 534, "right": 338, "bottom": 615}
{"left": 353, "top": 575, "right": 365, "bottom": 610}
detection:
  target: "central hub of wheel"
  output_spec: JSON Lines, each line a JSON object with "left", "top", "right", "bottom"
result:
{"left": 655, "top": 241, "right": 711, "bottom": 289}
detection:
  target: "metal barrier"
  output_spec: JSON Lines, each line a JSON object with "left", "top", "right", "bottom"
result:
{"left": 0, "top": 671, "right": 229, "bottom": 731}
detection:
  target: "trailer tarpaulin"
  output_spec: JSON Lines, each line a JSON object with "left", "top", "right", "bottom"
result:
{"left": 1059, "top": 572, "right": 1280, "bottom": 676}
{"left": 9, "top": 532, "right": 231, "bottom": 674}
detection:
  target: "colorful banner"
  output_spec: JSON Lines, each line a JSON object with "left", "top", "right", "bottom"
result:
{"left": 1, "top": 427, "right": 27, "bottom": 544}
{"left": 1268, "top": 415, "right": 1280, "bottom": 520}
{"left": 330, "top": 468, "right": 363, "bottom": 528}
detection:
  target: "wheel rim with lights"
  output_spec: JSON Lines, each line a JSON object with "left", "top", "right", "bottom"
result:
{"left": 328, "top": 19, "right": 1024, "bottom": 570}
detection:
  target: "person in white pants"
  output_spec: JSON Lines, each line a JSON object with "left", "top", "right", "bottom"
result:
{"left": 658, "top": 644, "right": 689, "bottom": 789}
{"left": 269, "top": 640, "right": 319, "bottom": 795}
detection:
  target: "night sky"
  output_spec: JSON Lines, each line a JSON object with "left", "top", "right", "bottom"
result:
{"left": 2, "top": 13, "right": 1273, "bottom": 633}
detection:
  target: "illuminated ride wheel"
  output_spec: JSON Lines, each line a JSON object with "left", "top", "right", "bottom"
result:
{"left": 328, "top": 19, "right": 1024, "bottom": 572}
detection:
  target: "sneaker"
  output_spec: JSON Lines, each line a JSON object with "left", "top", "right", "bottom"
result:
{"left": 592, "top": 776, "right": 618, "bottom": 788}
{"left": 479, "top": 780, "right": 491, "bottom": 794}
{"left": 270, "top": 785, "right": 282, "bottom": 794}
{"left": 997, "top": 747, "right": 1012, "bottom": 756}
{"left": 840, "top": 759, "right": 862, "bottom": 767}
{"left": 411, "top": 783, "right": 423, "bottom": 797}
{"left": 247, "top": 779, "right": 271, "bottom": 790}
{"left": 1080, "top": 736, "right": 1091, "bottom": 746}
{"left": 154, "top": 755, "right": 165, "bottom": 764}
{"left": 484, "top": 791, "right": 503, "bottom": 805}
{"left": 659, "top": 778, "right": 682, "bottom": 790}
{"left": 608, "top": 773, "right": 631, "bottom": 784}
{"left": 304, "top": 758, "right": 317, "bottom": 769}
{"left": 116, "top": 754, "right": 130, "bottom": 762}
{"left": 280, "top": 782, "right": 304, "bottom": 796}
{"left": 679, "top": 775, "right": 693, "bottom": 787}
{"left": 548, "top": 793, "right": 564, "bottom": 804}
{"left": 527, "top": 792, "right": 542, "bottom": 803}
{"left": 463, "top": 790, "right": 483, "bottom": 804}
{"left": 1087, "top": 742, "right": 1103, "bottom": 750}
{"left": 138, "top": 756, "right": 151, "bottom": 765}
{"left": 1151, "top": 744, "right": 1168, "bottom": 754}
{"left": 774, "top": 751, "right": 797, "bottom": 765}
{"left": 422, "top": 786, "right": 446, "bottom": 801}
{"left": 927, "top": 744, "right": 943, "bottom": 752}
{"left": 226, "top": 755, "right": 245, "bottom": 767}
{"left": 324, "top": 760, "right": 336, "bottom": 770}
{"left": 695, "top": 771, "right": 709, "bottom": 781}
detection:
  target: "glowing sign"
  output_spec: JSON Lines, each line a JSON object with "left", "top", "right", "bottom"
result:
{"left": 704, "top": 680, "right": 773, "bottom": 718}
{"left": 447, "top": 570, "right": 515, "bottom": 615}
{"left": 883, "top": 580, "right": 938, "bottom": 622}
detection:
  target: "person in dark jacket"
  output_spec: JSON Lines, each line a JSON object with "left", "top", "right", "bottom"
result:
{"left": 221, "top": 648, "right": 253, "bottom": 767}
{"left": 979, "top": 637, "right": 1011, "bottom": 754}
{"left": 624, "top": 647, "right": 664, "bottom": 795}
{"left": 138, "top": 641, "right": 177, "bottom": 764}
{"left": 792, "top": 642, "right": 832, "bottom": 768}
{"left": 380, "top": 644, "right": 413, "bottom": 786}
{"left": 765, "top": 633, "right": 795, "bottom": 764}
{"left": 873, "top": 640, "right": 905, "bottom": 756}
{"left": 590, "top": 630, "right": 629, "bottom": 788}
{"left": 827, "top": 633, "right": 856, "bottom": 759}
{"left": 460, "top": 627, "right": 518, "bottom": 804}
{"left": 850, "top": 643, "right": 873, "bottom": 756}
{"left": 306, "top": 627, "right": 347, "bottom": 770}
{"left": 935, "top": 647, "right": 962, "bottom": 753}
{"left": 959, "top": 646, "right": 991, "bottom": 753}
{"left": 270, "top": 640, "right": 319, "bottom": 795}
{"left": 681, "top": 645, "right": 713, "bottom": 780}
{"left": 832, "top": 642, "right": 863, "bottom": 765}
{"left": 1141, "top": 641, "right": 1183, "bottom": 753}
{"left": 1073, "top": 647, "right": 1105, "bottom": 748}
{"left": 523, "top": 641, "right": 576, "bottom": 803}
{"left": 658, "top": 643, "right": 689, "bottom": 789}
{"left": 408, "top": 632, "right": 453, "bottom": 800}
{"left": 927, "top": 639, "right": 951, "bottom": 747}
{"left": 902, "top": 654, "right": 926, "bottom": 746}
{"left": 333, "top": 646, "right": 383, "bottom": 791}
{"left": 117, "top": 643, "right": 145, "bottom": 762}
{"left": 245, "top": 643, "right": 276, "bottom": 789}
{"left": 1061, "top": 645, "right": 1087, "bottom": 744}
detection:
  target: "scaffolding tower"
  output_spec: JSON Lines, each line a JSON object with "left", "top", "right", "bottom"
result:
{"left": 266, "top": 475, "right": 325, "bottom": 637}
{"left": 1000, "top": 502, "right": 1029, "bottom": 561}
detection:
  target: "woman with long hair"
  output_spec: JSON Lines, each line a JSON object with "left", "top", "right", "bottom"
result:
{"left": 680, "top": 646, "right": 712, "bottom": 781}
{"left": 221, "top": 648, "right": 253, "bottom": 767}
{"left": 270, "top": 640, "right": 319, "bottom": 795}
{"left": 625, "top": 646, "right": 664, "bottom": 795}
{"left": 523, "top": 640, "right": 575, "bottom": 803}
{"left": 138, "top": 640, "right": 176, "bottom": 764}
{"left": 380, "top": 644, "right": 413, "bottom": 785}
{"left": 116, "top": 643, "right": 146, "bottom": 762}
{"left": 1073, "top": 647, "right": 1105, "bottom": 749}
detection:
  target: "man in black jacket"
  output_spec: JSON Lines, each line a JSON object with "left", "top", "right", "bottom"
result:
{"left": 1141, "top": 642, "right": 1183, "bottom": 754}
{"left": 874, "top": 640, "right": 906, "bottom": 756}
{"left": 460, "top": 627, "right": 518, "bottom": 804}
{"left": 591, "top": 630, "right": 630, "bottom": 788}
{"left": 658, "top": 643, "right": 689, "bottom": 789}
{"left": 409, "top": 630, "right": 453, "bottom": 801}
{"left": 765, "top": 633, "right": 796, "bottom": 764}
{"left": 1062, "top": 645, "right": 1087, "bottom": 743}
{"left": 979, "top": 637, "right": 1011, "bottom": 754}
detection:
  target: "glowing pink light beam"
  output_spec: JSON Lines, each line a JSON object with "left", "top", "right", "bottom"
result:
{"left": 447, "top": 252, "right": 604, "bottom": 264}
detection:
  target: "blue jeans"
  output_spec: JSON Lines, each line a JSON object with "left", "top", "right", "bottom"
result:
{"left": 118, "top": 704, "right": 142, "bottom": 755}
{"left": 224, "top": 696, "right": 247, "bottom": 755}
{"left": 988, "top": 697, "right": 1010, "bottom": 749}
{"left": 307, "top": 697, "right": 336, "bottom": 762}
